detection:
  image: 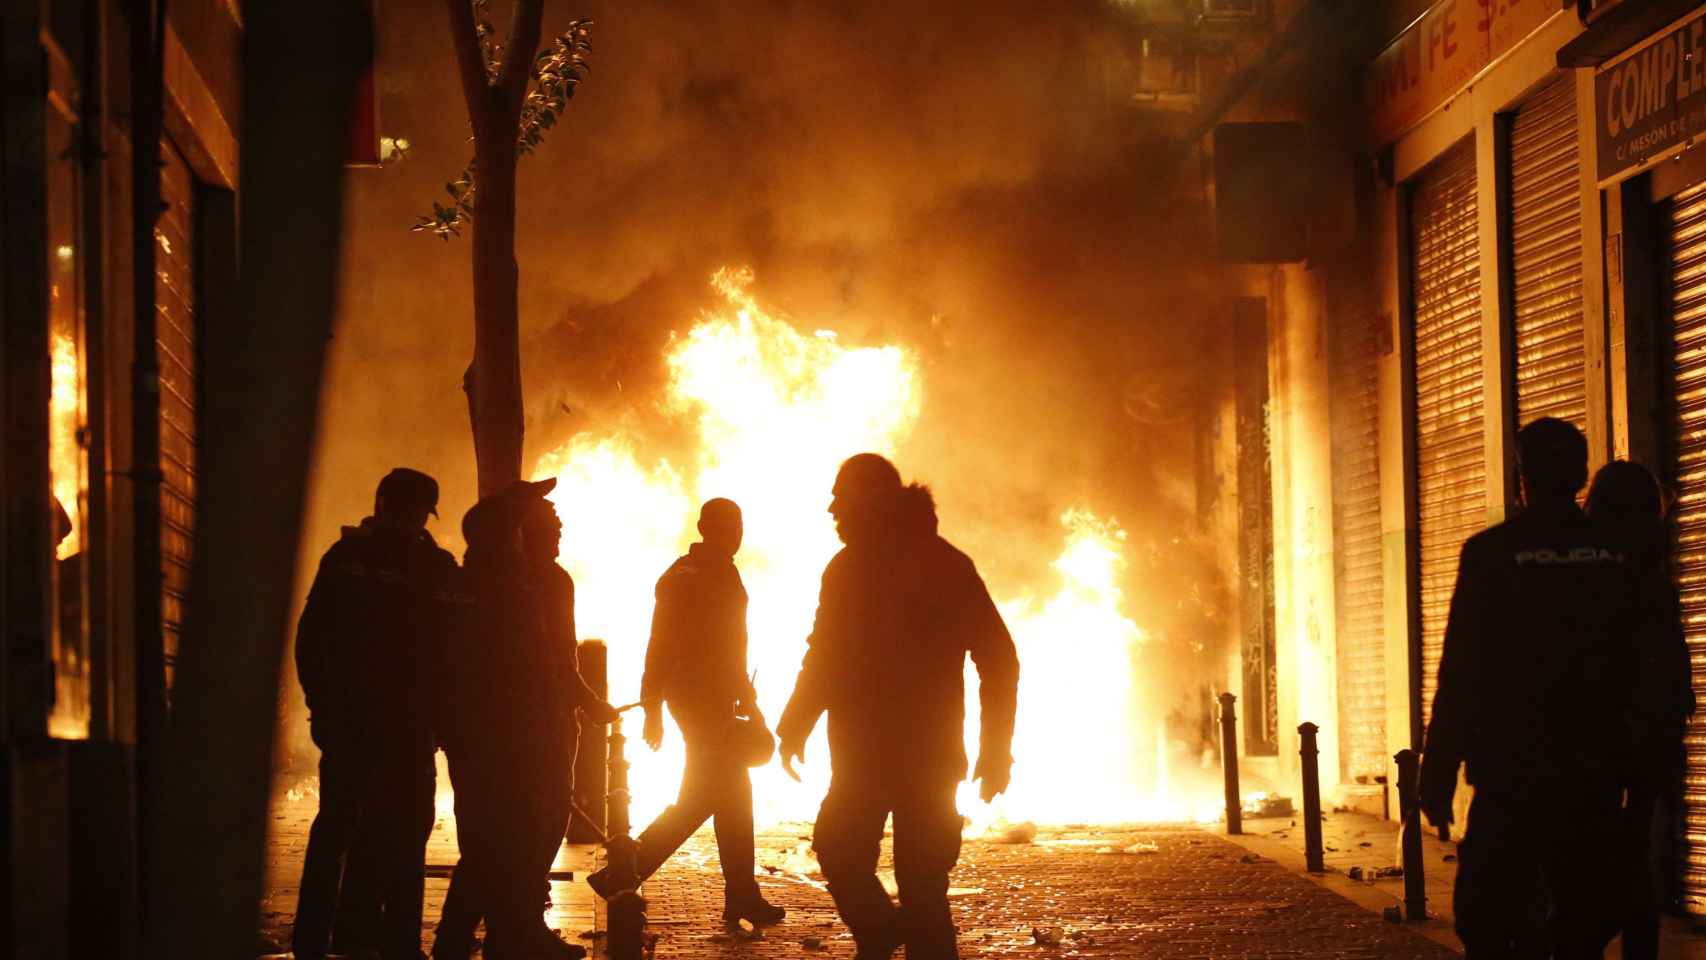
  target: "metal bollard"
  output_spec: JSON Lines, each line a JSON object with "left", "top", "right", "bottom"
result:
{"left": 1393, "top": 749, "right": 1427, "bottom": 922}
{"left": 1298, "top": 722, "right": 1324, "bottom": 873}
{"left": 568, "top": 640, "right": 610, "bottom": 843}
{"left": 1219, "top": 693, "right": 1242, "bottom": 835}
{"left": 604, "top": 712, "right": 648, "bottom": 960}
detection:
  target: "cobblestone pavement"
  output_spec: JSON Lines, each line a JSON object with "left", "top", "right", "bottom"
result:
{"left": 261, "top": 787, "right": 1463, "bottom": 959}
{"left": 259, "top": 770, "right": 597, "bottom": 957}
{"left": 634, "top": 824, "right": 1463, "bottom": 959}
{"left": 1228, "top": 811, "right": 1706, "bottom": 959}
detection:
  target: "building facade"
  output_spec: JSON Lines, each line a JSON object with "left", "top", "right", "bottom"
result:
{"left": 1201, "top": 0, "right": 1706, "bottom": 914}
{"left": 0, "top": 0, "right": 239, "bottom": 954}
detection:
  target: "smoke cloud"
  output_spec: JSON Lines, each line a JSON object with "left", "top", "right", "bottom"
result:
{"left": 288, "top": 0, "right": 1228, "bottom": 769}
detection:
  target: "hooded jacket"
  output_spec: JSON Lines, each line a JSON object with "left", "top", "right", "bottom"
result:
{"left": 440, "top": 546, "right": 601, "bottom": 794}
{"left": 777, "top": 485, "right": 1019, "bottom": 785}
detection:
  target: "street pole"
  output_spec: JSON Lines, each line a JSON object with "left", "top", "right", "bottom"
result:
{"left": 604, "top": 711, "right": 647, "bottom": 960}
{"left": 1219, "top": 693, "right": 1241, "bottom": 835}
{"left": 1298, "top": 722, "right": 1324, "bottom": 873}
{"left": 1394, "top": 749, "right": 1427, "bottom": 922}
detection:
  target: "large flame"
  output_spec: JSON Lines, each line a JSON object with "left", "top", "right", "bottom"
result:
{"left": 535, "top": 269, "right": 1215, "bottom": 826}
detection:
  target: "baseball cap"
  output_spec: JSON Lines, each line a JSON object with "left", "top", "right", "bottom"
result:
{"left": 376, "top": 467, "right": 440, "bottom": 517}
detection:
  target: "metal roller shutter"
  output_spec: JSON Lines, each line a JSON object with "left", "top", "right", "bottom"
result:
{"left": 1331, "top": 308, "right": 1386, "bottom": 783}
{"left": 1666, "top": 181, "right": 1706, "bottom": 913}
{"left": 157, "top": 141, "right": 197, "bottom": 701}
{"left": 1410, "top": 139, "right": 1485, "bottom": 732}
{"left": 1510, "top": 75, "right": 1586, "bottom": 430}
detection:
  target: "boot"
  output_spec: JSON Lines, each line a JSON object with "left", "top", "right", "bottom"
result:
{"left": 722, "top": 891, "right": 785, "bottom": 927}
{"left": 585, "top": 865, "right": 617, "bottom": 900}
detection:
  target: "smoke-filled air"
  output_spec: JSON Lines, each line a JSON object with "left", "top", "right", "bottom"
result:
{"left": 295, "top": 0, "right": 1231, "bottom": 827}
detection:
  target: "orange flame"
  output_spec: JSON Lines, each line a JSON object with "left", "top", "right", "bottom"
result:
{"left": 534, "top": 269, "right": 1219, "bottom": 826}
{"left": 50, "top": 333, "right": 82, "bottom": 560}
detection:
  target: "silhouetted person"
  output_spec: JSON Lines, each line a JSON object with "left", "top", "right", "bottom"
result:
{"left": 1585, "top": 460, "right": 1696, "bottom": 960}
{"left": 1420, "top": 419, "right": 1648, "bottom": 959}
{"left": 434, "top": 479, "right": 617, "bottom": 960}
{"left": 585, "top": 498, "right": 785, "bottom": 926}
{"left": 293, "top": 468, "right": 456, "bottom": 960}
{"left": 777, "top": 454, "right": 1019, "bottom": 960}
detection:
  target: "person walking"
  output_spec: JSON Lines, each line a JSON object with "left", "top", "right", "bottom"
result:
{"left": 585, "top": 498, "right": 784, "bottom": 927}
{"left": 433, "top": 479, "right": 618, "bottom": 960}
{"left": 1585, "top": 460, "right": 1696, "bottom": 959}
{"left": 293, "top": 468, "right": 457, "bottom": 960}
{"left": 777, "top": 454, "right": 1019, "bottom": 960}
{"left": 1420, "top": 419, "right": 1650, "bottom": 959}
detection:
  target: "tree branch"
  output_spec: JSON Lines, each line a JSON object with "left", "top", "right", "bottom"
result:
{"left": 444, "top": 0, "right": 494, "bottom": 129}
{"left": 497, "top": 0, "right": 545, "bottom": 110}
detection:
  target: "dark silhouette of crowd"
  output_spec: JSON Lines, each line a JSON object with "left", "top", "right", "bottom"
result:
{"left": 290, "top": 454, "right": 1019, "bottom": 960}
{"left": 290, "top": 422, "right": 1694, "bottom": 960}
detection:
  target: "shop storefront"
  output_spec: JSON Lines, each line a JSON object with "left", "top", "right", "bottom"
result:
{"left": 1574, "top": 0, "right": 1706, "bottom": 913}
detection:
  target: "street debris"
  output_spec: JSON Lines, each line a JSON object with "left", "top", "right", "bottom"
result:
{"left": 1095, "top": 840, "right": 1159, "bottom": 855}
{"left": 1382, "top": 906, "right": 1403, "bottom": 923}
{"left": 1031, "top": 926, "right": 1064, "bottom": 947}
{"left": 781, "top": 842, "right": 824, "bottom": 879}
{"left": 1347, "top": 866, "right": 1363, "bottom": 880}
{"left": 802, "top": 936, "right": 826, "bottom": 951}
{"left": 1374, "top": 866, "right": 1404, "bottom": 879}
{"left": 988, "top": 819, "right": 1040, "bottom": 844}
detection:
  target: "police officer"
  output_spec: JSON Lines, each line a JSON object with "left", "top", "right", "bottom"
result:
{"left": 777, "top": 454, "right": 1019, "bottom": 960}
{"left": 434, "top": 479, "right": 617, "bottom": 960}
{"left": 586, "top": 498, "right": 785, "bottom": 926}
{"left": 1584, "top": 460, "right": 1696, "bottom": 959}
{"left": 293, "top": 468, "right": 457, "bottom": 960}
{"left": 1420, "top": 418, "right": 1647, "bottom": 959}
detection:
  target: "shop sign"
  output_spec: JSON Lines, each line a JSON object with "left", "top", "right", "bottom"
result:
{"left": 1595, "top": 5, "right": 1706, "bottom": 184}
{"left": 1367, "top": 0, "right": 1557, "bottom": 146}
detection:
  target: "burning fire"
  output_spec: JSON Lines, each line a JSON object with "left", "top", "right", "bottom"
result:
{"left": 50, "top": 333, "right": 82, "bottom": 560}
{"left": 534, "top": 269, "right": 1219, "bottom": 826}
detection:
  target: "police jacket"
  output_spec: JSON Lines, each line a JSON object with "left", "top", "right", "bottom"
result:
{"left": 640, "top": 542, "right": 758, "bottom": 725}
{"left": 777, "top": 486, "right": 1019, "bottom": 785}
{"left": 295, "top": 518, "right": 458, "bottom": 740}
{"left": 1420, "top": 497, "right": 1646, "bottom": 798}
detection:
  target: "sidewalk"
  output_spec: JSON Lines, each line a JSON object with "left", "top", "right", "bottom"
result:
{"left": 260, "top": 801, "right": 1461, "bottom": 957}
{"left": 1223, "top": 810, "right": 1706, "bottom": 958}
{"left": 259, "top": 764, "right": 602, "bottom": 957}
{"left": 630, "top": 823, "right": 1461, "bottom": 958}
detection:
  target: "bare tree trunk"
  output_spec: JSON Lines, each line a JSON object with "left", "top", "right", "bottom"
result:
{"left": 468, "top": 137, "right": 524, "bottom": 496}
{"left": 445, "top": 0, "right": 544, "bottom": 498}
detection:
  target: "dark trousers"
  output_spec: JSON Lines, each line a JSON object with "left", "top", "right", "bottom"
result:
{"left": 633, "top": 708, "right": 758, "bottom": 901}
{"left": 1454, "top": 784, "right": 1621, "bottom": 960}
{"left": 435, "top": 749, "right": 569, "bottom": 958}
{"left": 813, "top": 773, "right": 962, "bottom": 960}
{"left": 294, "top": 729, "right": 435, "bottom": 960}
{"left": 1619, "top": 766, "right": 1683, "bottom": 960}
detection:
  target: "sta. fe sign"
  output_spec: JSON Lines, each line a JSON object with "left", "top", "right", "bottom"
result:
{"left": 1367, "top": 0, "right": 1555, "bottom": 147}
{"left": 1596, "top": 6, "right": 1706, "bottom": 184}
